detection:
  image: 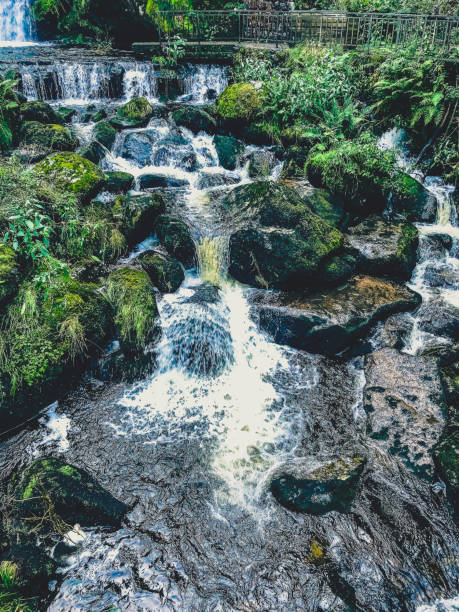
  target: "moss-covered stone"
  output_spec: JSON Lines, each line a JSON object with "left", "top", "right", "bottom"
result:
{"left": 57, "top": 106, "right": 77, "bottom": 123}
{"left": 19, "top": 101, "right": 63, "bottom": 125}
{"left": 14, "top": 457, "right": 128, "bottom": 529}
{"left": 107, "top": 266, "right": 159, "bottom": 354}
{"left": 155, "top": 215, "right": 196, "bottom": 269}
{"left": 117, "top": 97, "right": 153, "bottom": 127}
{"left": 112, "top": 193, "right": 166, "bottom": 245}
{"left": 94, "top": 121, "right": 116, "bottom": 150}
{"left": 139, "top": 251, "right": 184, "bottom": 293}
{"left": 217, "top": 83, "right": 262, "bottom": 124}
{"left": 0, "top": 245, "right": 19, "bottom": 307}
{"left": 19, "top": 121, "right": 79, "bottom": 157}
{"left": 33, "top": 152, "right": 105, "bottom": 204}
{"left": 104, "top": 171, "right": 134, "bottom": 193}
{"left": 0, "top": 543, "right": 57, "bottom": 598}
{"left": 172, "top": 106, "right": 217, "bottom": 135}
{"left": 213, "top": 134, "right": 244, "bottom": 170}
{"left": 393, "top": 173, "right": 437, "bottom": 222}
{"left": 300, "top": 186, "right": 351, "bottom": 230}
{"left": 226, "top": 182, "right": 343, "bottom": 289}
{"left": 93, "top": 109, "right": 108, "bottom": 122}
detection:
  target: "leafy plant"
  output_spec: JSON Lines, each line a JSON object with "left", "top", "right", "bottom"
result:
{"left": 153, "top": 35, "right": 186, "bottom": 77}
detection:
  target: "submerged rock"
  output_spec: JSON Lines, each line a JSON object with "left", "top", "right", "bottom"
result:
{"left": 270, "top": 455, "right": 366, "bottom": 514}
{"left": 346, "top": 216, "right": 419, "bottom": 280}
{"left": 363, "top": 348, "right": 445, "bottom": 478}
{"left": 195, "top": 171, "right": 239, "bottom": 190}
{"left": 155, "top": 215, "right": 196, "bottom": 269}
{"left": 14, "top": 457, "right": 128, "bottom": 528}
{"left": 226, "top": 182, "right": 343, "bottom": 289}
{"left": 139, "top": 251, "right": 184, "bottom": 293}
{"left": 33, "top": 152, "right": 105, "bottom": 204}
{"left": 112, "top": 193, "right": 166, "bottom": 245}
{"left": 213, "top": 134, "right": 243, "bottom": 170}
{"left": 250, "top": 275, "right": 421, "bottom": 356}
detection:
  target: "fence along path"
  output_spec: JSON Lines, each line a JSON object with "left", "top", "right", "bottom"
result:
{"left": 154, "top": 10, "right": 459, "bottom": 58}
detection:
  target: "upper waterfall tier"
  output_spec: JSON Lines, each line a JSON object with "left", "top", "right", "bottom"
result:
{"left": 0, "top": 0, "right": 33, "bottom": 43}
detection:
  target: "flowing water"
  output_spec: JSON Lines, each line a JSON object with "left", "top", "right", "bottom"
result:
{"left": 0, "top": 0, "right": 33, "bottom": 44}
{"left": 0, "top": 6, "right": 457, "bottom": 605}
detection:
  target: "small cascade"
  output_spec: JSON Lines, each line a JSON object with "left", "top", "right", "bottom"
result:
{"left": 179, "top": 63, "right": 230, "bottom": 103}
{"left": 0, "top": 0, "right": 33, "bottom": 44}
{"left": 19, "top": 60, "right": 158, "bottom": 102}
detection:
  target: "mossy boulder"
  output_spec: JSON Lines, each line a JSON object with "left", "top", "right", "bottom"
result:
{"left": 93, "top": 109, "right": 108, "bottom": 122}
{"left": 19, "top": 100, "right": 63, "bottom": 125}
{"left": 172, "top": 106, "right": 217, "bottom": 135}
{"left": 14, "top": 457, "right": 128, "bottom": 529}
{"left": 107, "top": 266, "right": 159, "bottom": 354}
{"left": 271, "top": 455, "right": 366, "bottom": 514}
{"left": 104, "top": 171, "right": 134, "bottom": 193}
{"left": 155, "top": 215, "right": 196, "bottom": 269}
{"left": 226, "top": 182, "right": 343, "bottom": 289}
{"left": 0, "top": 543, "right": 57, "bottom": 598}
{"left": 217, "top": 83, "right": 262, "bottom": 124}
{"left": 434, "top": 430, "right": 458, "bottom": 516}
{"left": 0, "top": 245, "right": 19, "bottom": 307}
{"left": 214, "top": 134, "right": 244, "bottom": 170}
{"left": 57, "top": 106, "right": 77, "bottom": 123}
{"left": 298, "top": 185, "right": 351, "bottom": 230}
{"left": 139, "top": 251, "right": 184, "bottom": 293}
{"left": 94, "top": 121, "right": 116, "bottom": 150}
{"left": 112, "top": 193, "right": 166, "bottom": 245}
{"left": 0, "top": 272, "right": 112, "bottom": 431}
{"left": 346, "top": 216, "right": 419, "bottom": 280}
{"left": 393, "top": 173, "right": 437, "bottom": 222}
{"left": 33, "top": 152, "right": 105, "bottom": 204}
{"left": 19, "top": 121, "right": 79, "bottom": 159}
{"left": 117, "top": 97, "right": 153, "bottom": 127}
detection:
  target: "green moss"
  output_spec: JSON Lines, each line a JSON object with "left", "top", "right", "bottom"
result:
{"left": 59, "top": 465, "right": 81, "bottom": 479}
{"left": 33, "top": 152, "right": 105, "bottom": 204}
{"left": 22, "top": 476, "right": 38, "bottom": 500}
{"left": 117, "top": 98, "right": 153, "bottom": 126}
{"left": 107, "top": 266, "right": 159, "bottom": 353}
{"left": 94, "top": 121, "right": 116, "bottom": 150}
{"left": 0, "top": 244, "right": 19, "bottom": 306}
{"left": 172, "top": 106, "right": 216, "bottom": 134}
{"left": 20, "top": 101, "right": 63, "bottom": 125}
{"left": 213, "top": 135, "right": 243, "bottom": 171}
{"left": 112, "top": 193, "right": 166, "bottom": 246}
{"left": 396, "top": 223, "right": 419, "bottom": 263}
{"left": 139, "top": 252, "right": 184, "bottom": 293}
{"left": 20, "top": 121, "right": 79, "bottom": 154}
{"left": 217, "top": 83, "right": 262, "bottom": 123}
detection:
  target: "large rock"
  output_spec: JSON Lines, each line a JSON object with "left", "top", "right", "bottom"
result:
{"left": 226, "top": 182, "right": 344, "bottom": 289}
{"left": 250, "top": 275, "right": 421, "bottom": 356}
{"left": 217, "top": 83, "right": 262, "bottom": 125}
{"left": 33, "top": 152, "right": 105, "bottom": 204}
{"left": 363, "top": 348, "right": 445, "bottom": 478}
{"left": 19, "top": 100, "right": 63, "bottom": 125}
{"left": 139, "top": 174, "right": 189, "bottom": 190}
{"left": 434, "top": 430, "right": 458, "bottom": 516}
{"left": 19, "top": 121, "right": 79, "bottom": 160}
{"left": 270, "top": 454, "right": 366, "bottom": 515}
{"left": 0, "top": 245, "right": 19, "bottom": 307}
{"left": 294, "top": 184, "right": 351, "bottom": 231}
{"left": 394, "top": 174, "right": 437, "bottom": 222}
{"left": 107, "top": 266, "right": 159, "bottom": 354}
{"left": 112, "top": 193, "right": 166, "bottom": 245}
{"left": 172, "top": 106, "right": 216, "bottom": 134}
{"left": 416, "top": 298, "right": 459, "bottom": 342}
{"left": 104, "top": 170, "right": 134, "bottom": 193}
{"left": 117, "top": 97, "right": 153, "bottom": 127}
{"left": 94, "top": 120, "right": 116, "bottom": 150}
{"left": 14, "top": 457, "right": 128, "bottom": 528}
{"left": 0, "top": 543, "right": 57, "bottom": 597}
{"left": 346, "top": 216, "right": 419, "bottom": 280}
{"left": 138, "top": 251, "right": 184, "bottom": 293}
{"left": 213, "top": 134, "right": 243, "bottom": 170}
{"left": 155, "top": 215, "right": 196, "bottom": 269}
{"left": 247, "top": 149, "right": 276, "bottom": 179}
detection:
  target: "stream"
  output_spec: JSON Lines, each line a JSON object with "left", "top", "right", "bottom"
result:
{"left": 0, "top": 14, "right": 458, "bottom": 612}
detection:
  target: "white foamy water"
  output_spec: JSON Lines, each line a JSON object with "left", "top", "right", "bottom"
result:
{"left": 179, "top": 63, "right": 230, "bottom": 104}
{"left": 0, "top": 0, "right": 33, "bottom": 43}
{"left": 417, "top": 596, "right": 459, "bottom": 612}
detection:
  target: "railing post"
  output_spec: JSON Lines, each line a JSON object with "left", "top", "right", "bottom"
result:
{"left": 366, "top": 14, "right": 373, "bottom": 53}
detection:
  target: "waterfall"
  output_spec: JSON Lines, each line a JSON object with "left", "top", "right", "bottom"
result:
{"left": 20, "top": 61, "right": 158, "bottom": 102}
{"left": 179, "top": 64, "right": 230, "bottom": 104}
{"left": 0, "top": 0, "right": 33, "bottom": 43}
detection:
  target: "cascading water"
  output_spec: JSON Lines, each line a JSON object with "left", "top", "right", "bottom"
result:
{"left": 0, "top": 0, "right": 33, "bottom": 44}
{"left": 179, "top": 63, "right": 230, "bottom": 103}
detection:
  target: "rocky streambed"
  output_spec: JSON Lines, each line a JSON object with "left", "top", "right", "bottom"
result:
{"left": 0, "top": 50, "right": 457, "bottom": 612}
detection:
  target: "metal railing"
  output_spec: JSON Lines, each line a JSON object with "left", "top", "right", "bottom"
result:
{"left": 153, "top": 10, "right": 459, "bottom": 57}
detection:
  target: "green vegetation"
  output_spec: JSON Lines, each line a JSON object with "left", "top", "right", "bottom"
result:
{"left": 217, "top": 83, "right": 262, "bottom": 123}
{"left": 0, "top": 562, "right": 34, "bottom": 612}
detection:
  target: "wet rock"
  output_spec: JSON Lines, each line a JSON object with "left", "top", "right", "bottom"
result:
{"left": 104, "top": 171, "right": 134, "bottom": 193}
{"left": 120, "top": 130, "right": 156, "bottom": 166}
{"left": 226, "top": 182, "right": 344, "bottom": 289}
{"left": 19, "top": 100, "right": 63, "bottom": 125}
{"left": 155, "top": 215, "right": 196, "bottom": 269}
{"left": 0, "top": 543, "right": 57, "bottom": 597}
{"left": 107, "top": 266, "right": 159, "bottom": 354}
{"left": 139, "top": 251, "right": 184, "bottom": 293}
{"left": 93, "top": 109, "right": 108, "bottom": 122}
{"left": 363, "top": 348, "right": 445, "bottom": 477}
{"left": 394, "top": 174, "right": 437, "bottom": 222}
{"left": 0, "top": 245, "right": 19, "bottom": 307}
{"left": 172, "top": 106, "right": 216, "bottom": 134}
{"left": 57, "top": 106, "right": 77, "bottom": 123}
{"left": 19, "top": 121, "right": 78, "bottom": 160}
{"left": 247, "top": 149, "right": 276, "bottom": 179}
{"left": 117, "top": 97, "right": 153, "bottom": 127}
{"left": 81, "top": 140, "right": 106, "bottom": 164}
{"left": 294, "top": 184, "right": 351, "bottom": 230}
{"left": 421, "top": 233, "right": 453, "bottom": 257}
{"left": 423, "top": 262, "right": 458, "bottom": 289}
{"left": 270, "top": 455, "right": 366, "bottom": 514}
{"left": 195, "top": 171, "right": 239, "bottom": 190}
{"left": 250, "top": 275, "right": 421, "bottom": 356}
{"left": 346, "top": 216, "right": 419, "bottom": 280}
{"left": 434, "top": 430, "right": 458, "bottom": 517}
{"left": 94, "top": 121, "right": 116, "bottom": 150}
{"left": 416, "top": 298, "right": 459, "bottom": 342}
{"left": 139, "top": 174, "right": 189, "bottom": 190}
{"left": 14, "top": 457, "right": 128, "bottom": 528}
{"left": 213, "top": 134, "right": 243, "bottom": 170}
{"left": 33, "top": 152, "right": 105, "bottom": 205}
{"left": 379, "top": 313, "right": 413, "bottom": 349}
{"left": 112, "top": 193, "right": 166, "bottom": 245}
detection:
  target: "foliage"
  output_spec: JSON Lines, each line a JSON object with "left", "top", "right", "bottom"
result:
{"left": 0, "top": 562, "right": 34, "bottom": 612}
{"left": 0, "top": 76, "right": 20, "bottom": 152}
{"left": 153, "top": 35, "right": 186, "bottom": 79}
{"left": 295, "top": 0, "right": 458, "bottom": 12}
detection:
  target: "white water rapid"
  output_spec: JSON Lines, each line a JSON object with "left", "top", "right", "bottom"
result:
{"left": 0, "top": 0, "right": 34, "bottom": 45}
